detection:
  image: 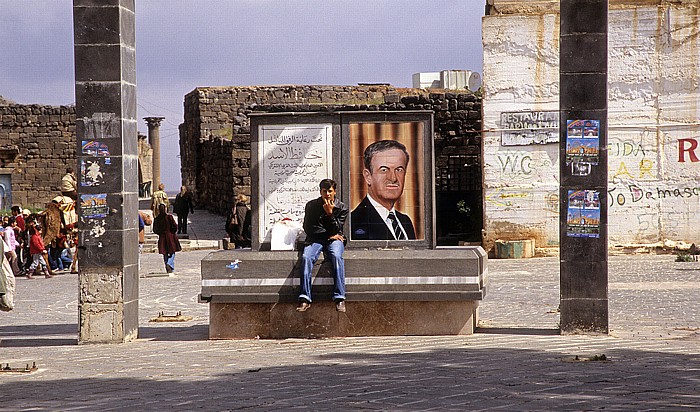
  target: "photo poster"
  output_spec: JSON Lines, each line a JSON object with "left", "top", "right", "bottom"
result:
{"left": 565, "top": 120, "right": 600, "bottom": 170}
{"left": 82, "top": 140, "right": 111, "bottom": 157}
{"left": 348, "top": 122, "right": 424, "bottom": 240}
{"left": 80, "top": 193, "right": 108, "bottom": 219}
{"left": 258, "top": 124, "right": 333, "bottom": 242}
{"left": 566, "top": 190, "right": 601, "bottom": 238}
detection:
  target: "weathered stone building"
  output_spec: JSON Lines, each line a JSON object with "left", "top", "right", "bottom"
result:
{"left": 180, "top": 85, "right": 483, "bottom": 245}
{"left": 0, "top": 103, "right": 153, "bottom": 209}
{"left": 0, "top": 104, "right": 75, "bottom": 209}
{"left": 483, "top": 0, "right": 700, "bottom": 249}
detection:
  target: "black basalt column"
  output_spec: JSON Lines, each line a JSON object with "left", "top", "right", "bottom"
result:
{"left": 559, "top": 0, "right": 609, "bottom": 334}
{"left": 74, "top": 0, "right": 139, "bottom": 343}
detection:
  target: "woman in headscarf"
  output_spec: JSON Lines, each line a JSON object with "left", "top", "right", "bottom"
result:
{"left": 226, "top": 194, "right": 252, "bottom": 248}
{"left": 152, "top": 204, "right": 181, "bottom": 273}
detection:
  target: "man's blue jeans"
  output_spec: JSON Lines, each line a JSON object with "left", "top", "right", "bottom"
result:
{"left": 299, "top": 240, "right": 345, "bottom": 303}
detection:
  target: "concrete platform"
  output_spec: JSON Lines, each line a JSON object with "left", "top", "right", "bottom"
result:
{"left": 209, "top": 301, "right": 479, "bottom": 339}
{"left": 200, "top": 247, "right": 487, "bottom": 338}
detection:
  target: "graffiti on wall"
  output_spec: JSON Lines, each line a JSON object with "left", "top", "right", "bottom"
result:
{"left": 609, "top": 183, "right": 700, "bottom": 207}
{"left": 608, "top": 132, "right": 656, "bottom": 180}
{"left": 497, "top": 151, "right": 533, "bottom": 177}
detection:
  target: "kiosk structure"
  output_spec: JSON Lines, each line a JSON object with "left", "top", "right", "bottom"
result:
{"left": 199, "top": 112, "right": 487, "bottom": 338}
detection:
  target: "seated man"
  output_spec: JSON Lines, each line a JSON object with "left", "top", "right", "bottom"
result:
{"left": 297, "top": 179, "right": 349, "bottom": 313}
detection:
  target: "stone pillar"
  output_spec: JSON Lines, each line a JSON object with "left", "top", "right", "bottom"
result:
{"left": 73, "top": 0, "right": 139, "bottom": 343}
{"left": 559, "top": 0, "right": 609, "bottom": 334}
{"left": 144, "top": 117, "right": 164, "bottom": 190}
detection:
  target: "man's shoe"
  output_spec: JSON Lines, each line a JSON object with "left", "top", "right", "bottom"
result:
{"left": 296, "top": 301, "right": 311, "bottom": 312}
{"left": 335, "top": 300, "right": 346, "bottom": 313}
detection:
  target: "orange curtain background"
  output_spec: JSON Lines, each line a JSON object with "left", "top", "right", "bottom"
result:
{"left": 349, "top": 122, "right": 424, "bottom": 240}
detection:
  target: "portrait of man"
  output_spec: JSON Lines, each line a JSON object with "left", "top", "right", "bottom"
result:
{"left": 351, "top": 139, "right": 417, "bottom": 240}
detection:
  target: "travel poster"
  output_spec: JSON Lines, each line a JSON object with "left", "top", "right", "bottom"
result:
{"left": 566, "top": 190, "right": 600, "bottom": 238}
{"left": 565, "top": 120, "right": 599, "bottom": 165}
{"left": 81, "top": 193, "right": 108, "bottom": 219}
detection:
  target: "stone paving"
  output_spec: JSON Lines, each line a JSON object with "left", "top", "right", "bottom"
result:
{"left": 1, "top": 211, "right": 699, "bottom": 410}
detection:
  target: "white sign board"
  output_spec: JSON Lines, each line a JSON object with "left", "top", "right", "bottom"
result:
{"left": 258, "top": 124, "right": 333, "bottom": 242}
{"left": 500, "top": 111, "right": 559, "bottom": 146}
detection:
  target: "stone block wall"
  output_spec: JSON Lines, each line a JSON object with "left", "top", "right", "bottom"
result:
{"left": 0, "top": 103, "right": 154, "bottom": 210}
{"left": 181, "top": 85, "right": 483, "bottom": 244}
{"left": 0, "top": 104, "right": 76, "bottom": 209}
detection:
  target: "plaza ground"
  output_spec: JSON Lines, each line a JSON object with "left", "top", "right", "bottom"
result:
{"left": 1, "top": 211, "right": 698, "bottom": 410}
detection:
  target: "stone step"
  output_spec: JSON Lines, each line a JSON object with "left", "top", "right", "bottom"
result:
{"left": 141, "top": 235, "right": 220, "bottom": 253}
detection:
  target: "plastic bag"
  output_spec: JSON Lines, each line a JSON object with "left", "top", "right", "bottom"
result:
{"left": 0, "top": 252, "right": 15, "bottom": 312}
{"left": 270, "top": 218, "right": 303, "bottom": 251}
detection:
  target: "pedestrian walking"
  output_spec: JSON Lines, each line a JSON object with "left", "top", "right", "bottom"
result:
{"left": 173, "top": 186, "right": 194, "bottom": 234}
{"left": 151, "top": 183, "right": 169, "bottom": 218}
{"left": 27, "top": 224, "right": 53, "bottom": 279}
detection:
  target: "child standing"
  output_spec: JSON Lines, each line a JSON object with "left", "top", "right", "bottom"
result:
{"left": 27, "top": 225, "right": 52, "bottom": 279}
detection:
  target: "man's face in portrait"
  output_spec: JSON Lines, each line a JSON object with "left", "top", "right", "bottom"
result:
{"left": 363, "top": 148, "right": 408, "bottom": 210}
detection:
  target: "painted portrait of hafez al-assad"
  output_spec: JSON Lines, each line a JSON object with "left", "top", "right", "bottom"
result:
{"left": 349, "top": 122, "right": 425, "bottom": 241}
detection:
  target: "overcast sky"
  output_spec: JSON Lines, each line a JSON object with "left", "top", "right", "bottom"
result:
{"left": 1, "top": 1, "right": 484, "bottom": 191}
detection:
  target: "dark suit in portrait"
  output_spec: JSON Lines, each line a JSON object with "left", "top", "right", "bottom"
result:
{"left": 351, "top": 196, "right": 416, "bottom": 240}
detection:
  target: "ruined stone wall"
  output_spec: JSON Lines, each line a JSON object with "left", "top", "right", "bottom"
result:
{"left": 0, "top": 104, "right": 154, "bottom": 209}
{"left": 0, "top": 104, "right": 76, "bottom": 209}
{"left": 486, "top": 0, "right": 683, "bottom": 15}
{"left": 181, "top": 85, "right": 483, "bottom": 232}
{"left": 482, "top": 1, "right": 700, "bottom": 248}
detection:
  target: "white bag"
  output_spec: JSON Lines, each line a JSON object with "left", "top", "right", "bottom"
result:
{"left": 0, "top": 248, "right": 15, "bottom": 312}
{"left": 270, "top": 219, "right": 302, "bottom": 251}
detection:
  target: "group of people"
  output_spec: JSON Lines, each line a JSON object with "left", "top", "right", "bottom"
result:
{"left": 2, "top": 203, "right": 77, "bottom": 280}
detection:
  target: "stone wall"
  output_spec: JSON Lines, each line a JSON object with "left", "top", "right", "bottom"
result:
{"left": 0, "top": 104, "right": 154, "bottom": 210}
{"left": 0, "top": 104, "right": 76, "bottom": 209}
{"left": 181, "top": 85, "right": 483, "bottom": 244}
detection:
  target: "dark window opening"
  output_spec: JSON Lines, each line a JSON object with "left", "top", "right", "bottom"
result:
{"left": 436, "top": 154, "right": 483, "bottom": 246}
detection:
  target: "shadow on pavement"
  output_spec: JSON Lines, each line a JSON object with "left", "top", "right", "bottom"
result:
{"left": 0, "top": 324, "right": 78, "bottom": 347}
{"left": 1, "top": 346, "right": 698, "bottom": 410}
{"left": 138, "top": 324, "right": 209, "bottom": 341}
{"left": 476, "top": 327, "right": 560, "bottom": 336}
{"left": 0, "top": 338, "right": 77, "bottom": 347}
{"left": 0, "top": 323, "right": 209, "bottom": 346}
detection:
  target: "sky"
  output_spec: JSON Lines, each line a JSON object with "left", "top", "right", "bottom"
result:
{"left": 0, "top": 1, "right": 484, "bottom": 192}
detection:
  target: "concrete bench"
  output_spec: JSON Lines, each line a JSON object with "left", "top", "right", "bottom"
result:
{"left": 200, "top": 247, "right": 487, "bottom": 339}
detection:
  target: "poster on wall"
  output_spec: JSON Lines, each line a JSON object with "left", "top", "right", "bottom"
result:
{"left": 500, "top": 111, "right": 559, "bottom": 146}
{"left": 80, "top": 193, "right": 108, "bottom": 219}
{"left": 348, "top": 122, "right": 425, "bottom": 241}
{"left": 82, "top": 140, "right": 111, "bottom": 157}
{"left": 257, "top": 124, "right": 333, "bottom": 242}
{"left": 566, "top": 190, "right": 600, "bottom": 238}
{"left": 565, "top": 120, "right": 599, "bottom": 173}
{"left": 80, "top": 158, "right": 110, "bottom": 187}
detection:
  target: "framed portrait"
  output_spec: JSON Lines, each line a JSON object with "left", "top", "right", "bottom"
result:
{"left": 340, "top": 112, "right": 435, "bottom": 248}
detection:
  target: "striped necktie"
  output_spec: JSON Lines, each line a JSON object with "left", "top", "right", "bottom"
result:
{"left": 387, "top": 211, "right": 405, "bottom": 240}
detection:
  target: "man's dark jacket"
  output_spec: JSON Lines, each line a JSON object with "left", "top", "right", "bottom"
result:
{"left": 350, "top": 196, "right": 416, "bottom": 240}
{"left": 303, "top": 197, "right": 349, "bottom": 244}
